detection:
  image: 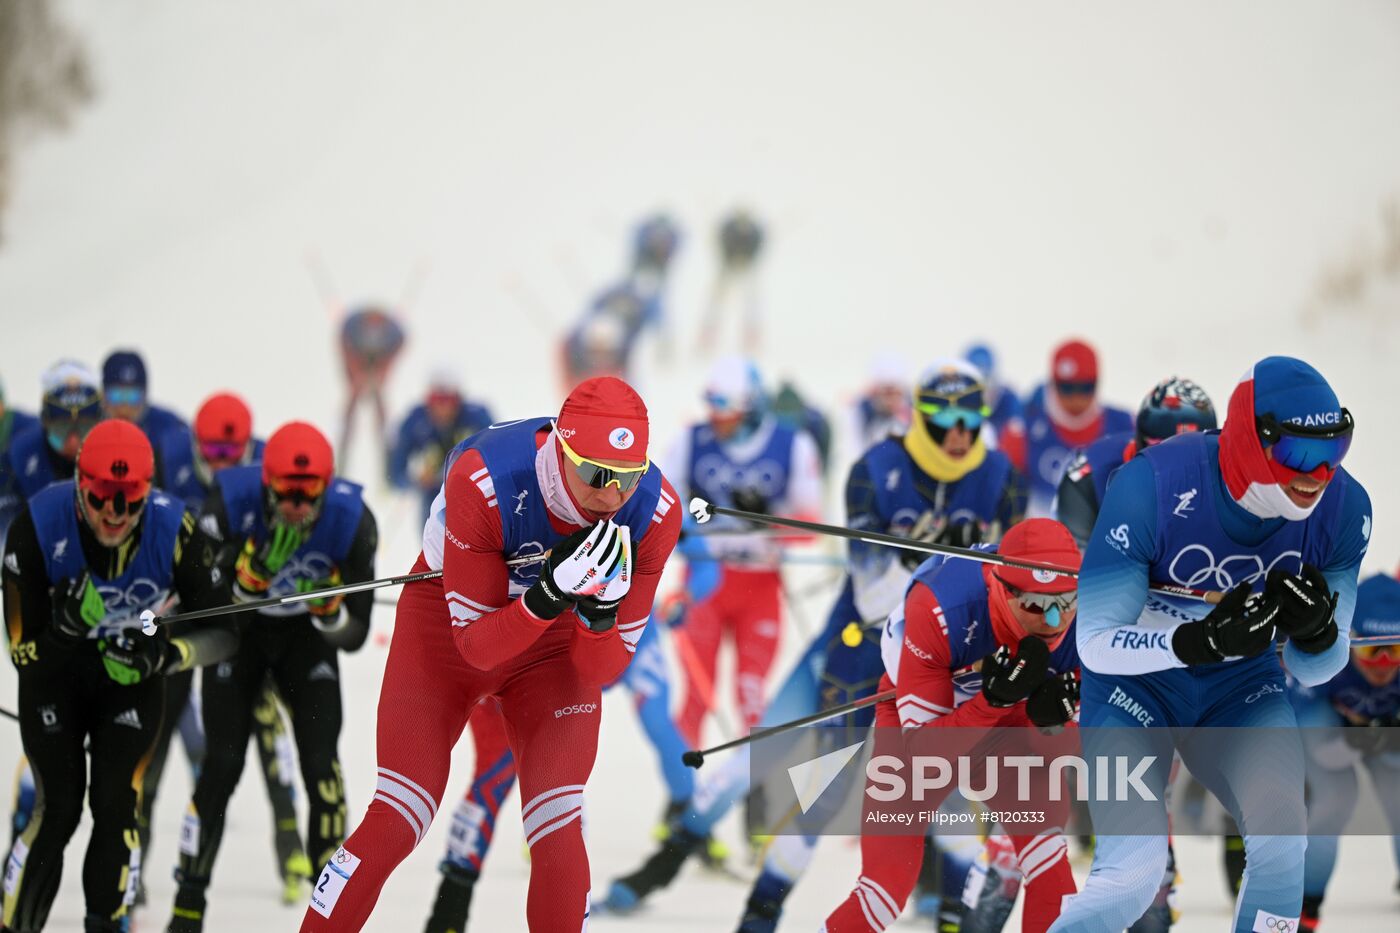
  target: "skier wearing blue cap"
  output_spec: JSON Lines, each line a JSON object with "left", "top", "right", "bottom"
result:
{"left": 1050, "top": 356, "right": 1372, "bottom": 933}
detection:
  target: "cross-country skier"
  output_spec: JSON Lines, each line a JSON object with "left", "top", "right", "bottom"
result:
{"left": 965, "top": 343, "right": 1027, "bottom": 472}
{"left": 667, "top": 356, "right": 824, "bottom": 746}
{"left": 1289, "top": 571, "right": 1400, "bottom": 931}
{"left": 823, "top": 518, "right": 1084, "bottom": 932}
{"left": 169, "top": 421, "right": 378, "bottom": 931}
{"left": 338, "top": 304, "right": 406, "bottom": 458}
{"left": 297, "top": 376, "right": 681, "bottom": 932}
{"left": 139, "top": 391, "right": 310, "bottom": 908}
{"left": 1048, "top": 356, "right": 1372, "bottom": 933}
{"left": 388, "top": 368, "right": 495, "bottom": 528}
{"left": 6, "top": 360, "right": 103, "bottom": 507}
{"left": 101, "top": 349, "right": 187, "bottom": 464}
{"left": 849, "top": 351, "right": 912, "bottom": 457}
{"left": 1, "top": 420, "right": 236, "bottom": 933}
{"left": 1056, "top": 377, "right": 1218, "bottom": 549}
{"left": 1021, "top": 339, "right": 1132, "bottom": 518}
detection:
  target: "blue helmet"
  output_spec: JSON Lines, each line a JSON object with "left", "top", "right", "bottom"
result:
{"left": 964, "top": 343, "right": 996, "bottom": 382}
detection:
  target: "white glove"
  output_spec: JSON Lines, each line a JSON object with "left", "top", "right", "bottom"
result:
{"left": 525, "top": 520, "right": 628, "bottom": 619}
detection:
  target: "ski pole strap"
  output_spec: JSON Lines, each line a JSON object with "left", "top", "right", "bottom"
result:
{"left": 687, "top": 497, "right": 1221, "bottom": 604}
{"left": 682, "top": 688, "right": 896, "bottom": 769}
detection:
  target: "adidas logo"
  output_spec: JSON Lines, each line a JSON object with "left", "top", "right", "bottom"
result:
{"left": 308, "top": 661, "right": 337, "bottom": 682}
{"left": 114, "top": 709, "right": 142, "bottom": 730}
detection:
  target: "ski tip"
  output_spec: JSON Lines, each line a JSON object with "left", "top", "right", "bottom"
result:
{"left": 688, "top": 498, "right": 713, "bottom": 524}
{"left": 139, "top": 609, "right": 157, "bottom": 635}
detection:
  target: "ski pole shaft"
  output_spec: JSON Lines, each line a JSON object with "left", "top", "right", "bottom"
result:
{"left": 682, "top": 689, "right": 895, "bottom": 769}
{"left": 687, "top": 498, "right": 1221, "bottom": 604}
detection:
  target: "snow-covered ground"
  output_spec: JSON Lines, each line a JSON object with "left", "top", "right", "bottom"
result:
{"left": 2, "top": 1, "right": 1399, "bottom": 929}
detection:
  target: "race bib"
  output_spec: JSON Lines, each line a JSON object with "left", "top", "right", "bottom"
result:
{"left": 179, "top": 810, "right": 200, "bottom": 857}
{"left": 3, "top": 839, "right": 28, "bottom": 896}
{"left": 310, "top": 847, "right": 361, "bottom": 918}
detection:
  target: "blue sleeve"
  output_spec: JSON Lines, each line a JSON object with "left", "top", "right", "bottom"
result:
{"left": 1074, "top": 456, "right": 1183, "bottom": 675}
{"left": 1284, "top": 479, "right": 1372, "bottom": 687}
{"left": 843, "top": 456, "right": 886, "bottom": 574}
{"left": 387, "top": 410, "right": 420, "bottom": 488}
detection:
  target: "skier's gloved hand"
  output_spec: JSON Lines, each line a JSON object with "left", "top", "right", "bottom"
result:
{"left": 729, "top": 487, "right": 770, "bottom": 517}
{"left": 577, "top": 525, "right": 632, "bottom": 633}
{"left": 980, "top": 636, "right": 1051, "bottom": 708}
{"left": 234, "top": 523, "right": 304, "bottom": 597}
{"left": 899, "top": 511, "right": 944, "bottom": 571}
{"left": 297, "top": 569, "right": 346, "bottom": 631}
{"left": 53, "top": 572, "right": 106, "bottom": 644}
{"left": 1172, "top": 583, "right": 1279, "bottom": 666}
{"left": 98, "top": 630, "right": 175, "bottom": 685}
{"left": 1265, "top": 564, "right": 1339, "bottom": 655}
{"left": 1027, "top": 671, "right": 1080, "bottom": 727}
{"left": 523, "top": 521, "right": 627, "bottom": 620}
{"left": 934, "top": 521, "right": 981, "bottom": 551}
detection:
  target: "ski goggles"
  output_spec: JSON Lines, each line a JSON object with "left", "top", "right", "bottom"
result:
{"left": 558, "top": 435, "right": 649, "bottom": 492}
{"left": 1353, "top": 643, "right": 1400, "bottom": 667}
{"left": 199, "top": 439, "right": 247, "bottom": 465}
{"left": 104, "top": 387, "right": 145, "bottom": 407}
{"left": 80, "top": 478, "right": 149, "bottom": 516}
{"left": 1055, "top": 380, "right": 1097, "bottom": 396}
{"left": 996, "top": 578, "right": 1078, "bottom": 615}
{"left": 704, "top": 391, "right": 752, "bottom": 415}
{"left": 915, "top": 398, "right": 991, "bottom": 431}
{"left": 1256, "top": 409, "right": 1353, "bottom": 474}
{"left": 268, "top": 475, "right": 327, "bottom": 505}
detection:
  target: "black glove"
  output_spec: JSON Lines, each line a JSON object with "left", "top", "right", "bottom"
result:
{"left": 935, "top": 521, "right": 981, "bottom": 550}
{"left": 53, "top": 572, "right": 106, "bottom": 644}
{"left": 577, "top": 594, "right": 622, "bottom": 633}
{"left": 1341, "top": 715, "right": 1400, "bottom": 756}
{"left": 981, "top": 636, "right": 1051, "bottom": 708}
{"left": 98, "top": 630, "right": 173, "bottom": 685}
{"left": 1172, "top": 584, "right": 1279, "bottom": 666}
{"left": 1027, "top": 671, "right": 1080, "bottom": 727}
{"left": 1265, "top": 564, "right": 1339, "bottom": 655}
{"left": 730, "top": 487, "right": 770, "bottom": 516}
{"left": 523, "top": 522, "right": 627, "bottom": 621}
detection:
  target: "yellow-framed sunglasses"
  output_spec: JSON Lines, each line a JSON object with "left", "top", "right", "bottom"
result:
{"left": 558, "top": 434, "right": 650, "bottom": 491}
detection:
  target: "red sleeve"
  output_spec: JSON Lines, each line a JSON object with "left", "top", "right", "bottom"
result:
{"left": 897, "top": 583, "right": 1018, "bottom": 730}
{"left": 442, "top": 449, "right": 557, "bottom": 671}
{"left": 570, "top": 475, "right": 683, "bottom": 685}
{"left": 1000, "top": 423, "right": 1028, "bottom": 474}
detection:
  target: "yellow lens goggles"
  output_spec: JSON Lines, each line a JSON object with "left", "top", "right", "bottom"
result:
{"left": 557, "top": 435, "right": 649, "bottom": 491}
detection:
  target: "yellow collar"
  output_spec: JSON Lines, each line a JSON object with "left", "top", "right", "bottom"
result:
{"left": 903, "top": 415, "right": 987, "bottom": 482}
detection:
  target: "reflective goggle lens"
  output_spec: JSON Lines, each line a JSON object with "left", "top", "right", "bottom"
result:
{"left": 105, "top": 387, "right": 145, "bottom": 407}
{"left": 917, "top": 403, "right": 988, "bottom": 431}
{"left": 558, "top": 436, "right": 649, "bottom": 491}
{"left": 998, "top": 579, "right": 1078, "bottom": 614}
{"left": 1354, "top": 644, "right": 1400, "bottom": 666}
{"left": 199, "top": 440, "right": 246, "bottom": 463}
{"left": 269, "top": 476, "right": 327, "bottom": 504}
{"left": 1258, "top": 410, "right": 1354, "bottom": 474}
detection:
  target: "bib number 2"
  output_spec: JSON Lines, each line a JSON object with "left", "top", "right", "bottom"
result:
{"left": 309, "top": 846, "right": 361, "bottom": 918}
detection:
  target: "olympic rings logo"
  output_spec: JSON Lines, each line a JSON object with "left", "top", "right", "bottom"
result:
{"left": 1166, "top": 545, "right": 1302, "bottom": 591}
{"left": 693, "top": 453, "right": 788, "bottom": 498}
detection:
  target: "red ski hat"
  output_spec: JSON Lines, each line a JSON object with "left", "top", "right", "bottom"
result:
{"left": 263, "top": 421, "right": 334, "bottom": 485}
{"left": 991, "top": 519, "right": 1081, "bottom": 594}
{"left": 195, "top": 392, "right": 253, "bottom": 446}
{"left": 78, "top": 419, "right": 154, "bottom": 498}
{"left": 1052, "top": 339, "right": 1098, "bottom": 387}
{"left": 556, "top": 376, "right": 650, "bottom": 465}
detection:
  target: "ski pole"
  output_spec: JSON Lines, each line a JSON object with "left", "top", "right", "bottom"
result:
{"left": 687, "top": 498, "right": 1222, "bottom": 605}
{"left": 682, "top": 689, "right": 894, "bottom": 769}
{"left": 138, "top": 551, "right": 555, "bottom": 634}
